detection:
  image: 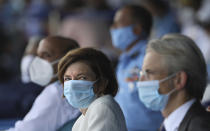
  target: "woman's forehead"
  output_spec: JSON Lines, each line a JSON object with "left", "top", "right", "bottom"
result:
{"left": 64, "top": 61, "right": 95, "bottom": 76}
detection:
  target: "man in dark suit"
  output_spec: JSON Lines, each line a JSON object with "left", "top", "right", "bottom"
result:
{"left": 137, "top": 34, "right": 210, "bottom": 131}
{"left": 178, "top": 101, "right": 210, "bottom": 131}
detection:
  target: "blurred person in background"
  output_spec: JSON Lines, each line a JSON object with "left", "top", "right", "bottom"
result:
{"left": 0, "top": 0, "right": 51, "bottom": 39}
{"left": 22, "top": 0, "right": 52, "bottom": 38}
{"left": 0, "top": 0, "right": 18, "bottom": 34}
{"left": 20, "top": 36, "right": 42, "bottom": 84}
{"left": 176, "top": 0, "right": 202, "bottom": 26}
{"left": 0, "top": 28, "right": 31, "bottom": 129}
{"left": 194, "top": 0, "right": 210, "bottom": 112}
{"left": 137, "top": 34, "right": 210, "bottom": 131}
{"left": 110, "top": 5, "right": 163, "bottom": 131}
{"left": 0, "top": 29, "right": 15, "bottom": 82}
{"left": 53, "top": 0, "right": 118, "bottom": 65}
{"left": 0, "top": 29, "right": 22, "bottom": 119}
{"left": 58, "top": 48, "right": 127, "bottom": 131}
{"left": 141, "top": 0, "right": 180, "bottom": 39}
{"left": 18, "top": 36, "right": 45, "bottom": 117}
{"left": 51, "top": 0, "right": 114, "bottom": 21}
{"left": 59, "top": 16, "right": 119, "bottom": 69}
{"left": 49, "top": 0, "right": 114, "bottom": 34}
{"left": 7, "top": 36, "right": 80, "bottom": 131}
{"left": 195, "top": 0, "right": 210, "bottom": 82}
{"left": 0, "top": 27, "right": 29, "bottom": 118}
{"left": 59, "top": 17, "right": 111, "bottom": 48}
{"left": 181, "top": 0, "right": 210, "bottom": 81}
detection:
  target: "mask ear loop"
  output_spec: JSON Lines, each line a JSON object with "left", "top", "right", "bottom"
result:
{"left": 50, "top": 58, "right": 61, "bottom": 78}
{"left": 159, "top": 73, "right": 177, "bottom": 83}
{"left": 159, "top": 73, "right": 178, "bottom": 95}
{"left": 51, "top": 59, "right": 60, "bottom": 65}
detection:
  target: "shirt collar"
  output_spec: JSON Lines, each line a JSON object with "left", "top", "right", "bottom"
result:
{"left": 164, "top": 99, "right": 196, "bottom": 131}
{"left": 120, "top": 40, "right": 147, "bottom": 60}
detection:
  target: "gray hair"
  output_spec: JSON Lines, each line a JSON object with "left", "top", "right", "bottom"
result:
{"left": 147, "top": 34, "right": 207, "bottom": 100}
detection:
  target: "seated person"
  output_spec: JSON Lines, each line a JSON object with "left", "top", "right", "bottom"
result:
{"left": 58, "top": 48, "right": 127, "bottom": 131}
{"left": 137, "top": 34, "right": 210, "bottom": 131}
{"left": 7, "top": 36, "right": 80, "bottom": 131}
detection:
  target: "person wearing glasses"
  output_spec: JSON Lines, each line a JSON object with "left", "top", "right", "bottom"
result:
{"left": 137, "top": 34, "right": 210, "bottom": 131}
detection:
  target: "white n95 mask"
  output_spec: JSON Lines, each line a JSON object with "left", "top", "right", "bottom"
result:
{"left": 29, "top": 57, "right": 59, "bottom": 86}
{"left": 20, "top": 55, "right": 35, "bottom": 83}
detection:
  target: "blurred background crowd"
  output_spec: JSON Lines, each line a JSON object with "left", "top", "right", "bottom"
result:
{"left": 0, "top": 0, "right": 210, "bottom": 129}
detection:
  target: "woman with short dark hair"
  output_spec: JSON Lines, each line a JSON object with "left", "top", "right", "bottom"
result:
{"left": 58, "top": 48, "right": 127, "bottom": 131}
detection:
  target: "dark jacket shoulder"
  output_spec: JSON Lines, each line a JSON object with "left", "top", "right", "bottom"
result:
{"left": 179, "top": 101, "right": 210, "bottom": 131}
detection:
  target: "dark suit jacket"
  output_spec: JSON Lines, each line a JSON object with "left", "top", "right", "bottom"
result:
{"left": 178, "top": 101, "right": 210, "bottom": 131}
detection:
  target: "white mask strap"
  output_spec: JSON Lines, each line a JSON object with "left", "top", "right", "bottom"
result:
{"left": 51, "top": 59, "right": 60, "bottom": 65}
{"left": 159, "top": 73, "right": 177, "bottom": 83}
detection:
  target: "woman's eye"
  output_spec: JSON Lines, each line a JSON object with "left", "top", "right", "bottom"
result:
{"left": 79, "top": 76, "right": 86, "bottom": 80}
{"left": 64, "top": 77, "right": 71, "bottom": 81}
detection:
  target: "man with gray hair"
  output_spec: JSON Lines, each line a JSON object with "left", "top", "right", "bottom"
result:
{"left": 137, "top": 34, "right": 210, "bottom": 131}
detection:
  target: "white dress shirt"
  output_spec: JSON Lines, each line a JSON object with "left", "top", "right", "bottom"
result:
{"left": 202, "top": 84, "right": 210, "bottom": 103}
{"left": 72, "top": 95, "right": 127, "bottom": 131}
{"left": 163, "top": 99, "right": 196, "bottom": 131}
{"left": 7, "top": 81, "right": 80, "bottom": 131}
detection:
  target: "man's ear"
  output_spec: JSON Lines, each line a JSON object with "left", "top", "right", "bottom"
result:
{"left": 133, "top": 24, "right": 142, "bottom": 35}
{"left": 174, "top": 71, "right": 187, "bottom": 90}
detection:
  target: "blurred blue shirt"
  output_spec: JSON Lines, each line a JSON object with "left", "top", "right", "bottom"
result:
{"left": 115, "top": 40, "right": 163, "bottom": 131}
{"left": 152, "top": 11, "right": 180, "bottom": 39}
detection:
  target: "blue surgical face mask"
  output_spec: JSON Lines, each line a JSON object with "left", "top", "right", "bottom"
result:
{"left": 110, "top": 25, "right": 138, "bottom": 51}
{"left": 137, "top": 73, "right": 176, "bottom": 111}
{"left": 64, "top": 80, "right": 96, "bottom": 109}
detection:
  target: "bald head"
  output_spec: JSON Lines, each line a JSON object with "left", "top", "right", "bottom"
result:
{"left": 37, "top": 36, "right": 79, "bottom": 62}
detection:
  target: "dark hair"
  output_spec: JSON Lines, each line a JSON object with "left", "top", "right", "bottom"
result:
{"left": 58, "top": 48, "right": 118, "bottom": 97}
{"left": 124, "top": 5, "right": 153, "bottom": 37}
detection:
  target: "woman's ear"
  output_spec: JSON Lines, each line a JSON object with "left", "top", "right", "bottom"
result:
{"left": 174, "top": 71, "right": 187, "bottom": 90}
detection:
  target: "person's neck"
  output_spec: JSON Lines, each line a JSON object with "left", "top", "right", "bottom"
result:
{"left": 162, "top": 89, "right": 192, "bottom": 118}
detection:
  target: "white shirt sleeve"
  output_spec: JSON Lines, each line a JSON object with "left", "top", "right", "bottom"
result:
{"left": 7, "top": 82, "right": 78, "bottom": 131}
